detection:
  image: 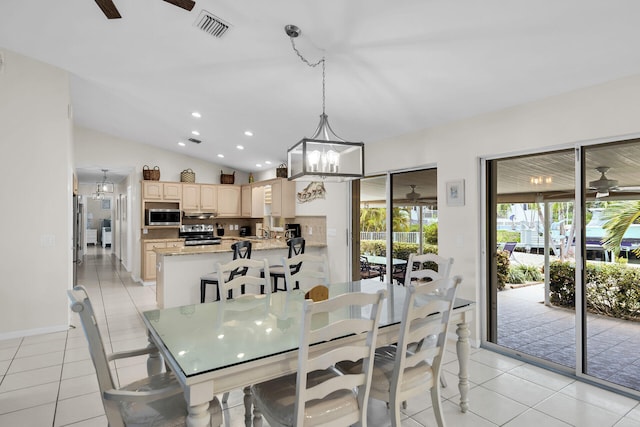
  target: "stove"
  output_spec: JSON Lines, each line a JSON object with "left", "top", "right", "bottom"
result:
{"left": 179, "top": 224, "right": 222, "bottom": 246}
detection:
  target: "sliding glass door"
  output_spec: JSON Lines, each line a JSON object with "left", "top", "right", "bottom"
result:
{"left": 487, "top": 139, "right": 640, "bottom": 393}
{"left": 487, "top": 149, "right": 577, "bottom": 368}
{"left": 582, "top": 140, "right": 640, "bottom": 391}
{"left": 354, "top": 168, "right": 437, "bottom": 283}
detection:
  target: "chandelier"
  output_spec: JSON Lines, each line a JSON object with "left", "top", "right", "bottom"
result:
{"left": 284, "top": 24, "right": 364, "bottom": 182}
{"left": 92, "top": 169, "right": 114, "bottom": 200}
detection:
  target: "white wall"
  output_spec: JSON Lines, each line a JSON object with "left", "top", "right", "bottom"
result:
{"left": 0, "top": 49, "right": 72, "bottom": 338}
{"left": 367, "top": 73, "right": 640, "bottom": 341}
{"left": 74, "top": 127, "right": 249, "bottom": 281}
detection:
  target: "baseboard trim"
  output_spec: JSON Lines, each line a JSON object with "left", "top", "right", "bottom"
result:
{"left": 0, "top": 324, "right": 70, "bottom": 341}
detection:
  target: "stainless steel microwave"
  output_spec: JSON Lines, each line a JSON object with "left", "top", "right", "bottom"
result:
{"left": 145, "top": 209, "right": 181, "bottom": 226}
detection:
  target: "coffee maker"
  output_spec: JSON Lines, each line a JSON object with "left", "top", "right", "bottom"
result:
{"left": 285, "top": 223, "right": 301, "bottom": 238}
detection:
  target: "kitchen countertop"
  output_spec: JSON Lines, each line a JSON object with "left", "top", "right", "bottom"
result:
{"left": 141, "top": 238, "right": 185, "bottom": 243}
{"left": 154, "top": 238, "right": 326, "bottom": 256}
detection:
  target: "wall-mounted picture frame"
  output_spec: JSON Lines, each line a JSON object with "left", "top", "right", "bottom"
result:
{"left": 101, "top": 198, "right": 111, "bottom": 210}
{"left": 446, "top": 179, "right": 465, "bottom": 206}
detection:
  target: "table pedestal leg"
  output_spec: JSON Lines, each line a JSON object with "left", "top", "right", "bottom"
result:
{"left": 186, "top": 402, "right": 210, "bottom": 427}
{"left": 456, "top": 321, "right": 470, "bottom": 413}
{"left": 253, "top": 400, "right": 263, "bottom": 427}
{"left": 243, "top": 386, "right": 252, "bottom": 421}
{"left": 146, "top": 340, "right": 163, "bottom": 376}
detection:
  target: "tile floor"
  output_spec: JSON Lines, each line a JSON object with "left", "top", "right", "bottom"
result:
{"left": 0, "top": 246, "right": 639, "bottom": 426}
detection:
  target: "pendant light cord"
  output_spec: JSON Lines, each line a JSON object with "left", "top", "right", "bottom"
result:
{"left": 289, "top": 37, "right": 326, "bottom": 115}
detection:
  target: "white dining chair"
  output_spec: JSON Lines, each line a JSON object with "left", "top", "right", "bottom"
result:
{"left": 251, "top": 289, "right": 387, "bottom": 427}
{"left": 67, "top": 286, "right": 223, "bottom": 427}
{"left": 404, "top": 253, "right": 455, "bottom": 389}
{"left": 216, "top": 257, "right": 271, "bottom": 300}
{"left": 216, "top": 257, "right": 271, "bottom": 417}
{"left": 282, "top": 253, "right": 330, "bottom": 293}
{"left": 337, "top": 276, "right": 462, "bottom": 427}
{"left": 404, "top": 252, "right": 454, "bottom": 285}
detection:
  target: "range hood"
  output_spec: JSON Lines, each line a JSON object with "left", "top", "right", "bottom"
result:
{"left": 182, "top": 211, "right": 217, "bottom": 219}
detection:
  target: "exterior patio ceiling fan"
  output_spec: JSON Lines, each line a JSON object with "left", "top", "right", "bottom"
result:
{"left": 94, "top": 0, "right": 195, "bottom": 19}
{"left": 406, "top": 185, "right": 421, "bottom": 201}
{"left": 588, "top": 166, "right": 640, "bottom": 198}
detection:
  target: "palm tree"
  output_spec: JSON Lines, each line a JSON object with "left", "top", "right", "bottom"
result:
{"left": 601, "top": 201, "right": 640, "bottom": 257}
{"left": 392, "top": 207, "right": 410, "bottom": 231}
{"left": 360, "top": 207, "right": 386, "bottom": 232}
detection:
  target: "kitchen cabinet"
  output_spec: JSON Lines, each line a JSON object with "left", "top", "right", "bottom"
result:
{"left": 217, "top": 185, "right": 241, "bottom": 217}
{"left": 142, "top": 181, "right": 182, "bottom": 201}
{"left": 241, "top": 185, "right": 265, "bottom": 218}
{"left": 269, "top": 178, "right": 296, "bottom": 218}
{"left": 200, "top": 185, "right": 218, "bottom": 211}
{"left": 142, "top": 239, "right": 184, "bottom": 281}
{"left": 241, "top": 185, "right": 252, "bottom": 217}
{"left": 182, "top": 184, "right": 218, "bottom": 211}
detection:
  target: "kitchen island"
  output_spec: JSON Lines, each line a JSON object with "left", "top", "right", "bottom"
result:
{"left": 154, "top": 238, "right": 327, "bottom": 308}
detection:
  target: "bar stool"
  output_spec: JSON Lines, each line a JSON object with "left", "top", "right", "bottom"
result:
{"left": 266, "top": 237, "right": 305, "bottom": 292}
{"left": 200, "top": 240, "right": 252, "bottom": 303}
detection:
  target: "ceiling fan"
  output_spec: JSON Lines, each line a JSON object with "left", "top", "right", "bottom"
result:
{"left": 95, "top": 0, "right": 195, "bottom": 19}
{"left": 588, "top": 166, "right": 640, "bottom": 198}
{"left": 406, "top": 185, "right": 421, "bottom": 201}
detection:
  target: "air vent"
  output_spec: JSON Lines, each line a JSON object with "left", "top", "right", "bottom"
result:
{"left": 194, "top": 10, "right": 230, "bottom": 38}
{"left": 188, "top": 138, "right": 202, "bottom": 144}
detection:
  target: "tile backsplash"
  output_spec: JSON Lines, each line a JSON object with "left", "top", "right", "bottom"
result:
{"left": 294, "top": 216, "right": 326, "bottom": 244}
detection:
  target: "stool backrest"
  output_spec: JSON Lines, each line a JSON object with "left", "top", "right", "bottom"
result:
{"left": 230, "top": 240, "right": 252, "bottom": 279}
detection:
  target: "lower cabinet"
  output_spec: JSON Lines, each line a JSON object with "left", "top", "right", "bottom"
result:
{"left": 142, "top": 240, "right": 183, "bottom": 282}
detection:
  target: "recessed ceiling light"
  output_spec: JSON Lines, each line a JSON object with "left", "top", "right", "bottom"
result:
{"left": 217, "top": 154, "right": 224, "bottom": 158}
{"left": 244, "top": 130, "right": 253, "bottom": 137}
{"left": 191, "top": 130, "right": 200, "bottom": 136}
{"left": 178, "top": 141, "right": 186, "bottom": 147}
{"left": 192, "top": 111, "right": 201, "bottom": 118}
{"left": 236, "top": 145, "right": 244, "bottom": 150}
{"left": 256, "top": 163, "right": 262, "bottom": 168}
{"left": 265, "top": 160, "right": 272, "bottom": 165}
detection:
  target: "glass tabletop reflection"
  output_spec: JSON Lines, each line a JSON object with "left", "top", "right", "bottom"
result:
{"left": 143, "top": 281, "right": 472, "bottom": 378}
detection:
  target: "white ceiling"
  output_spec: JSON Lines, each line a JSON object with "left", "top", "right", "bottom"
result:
{"left": 3, "top": 1, "right": 640, "bottom": 179}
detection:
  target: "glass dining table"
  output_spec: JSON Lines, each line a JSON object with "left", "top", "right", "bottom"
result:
{"left": 142, "top": 280, "right": 475, "bottom": 427}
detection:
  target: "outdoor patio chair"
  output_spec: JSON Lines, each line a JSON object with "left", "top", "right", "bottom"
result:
{"left": 360, "top": 255, "right": 382, "bottom": 280}
{"left": 502, "top": 241, "right": 519, "bottom": 263}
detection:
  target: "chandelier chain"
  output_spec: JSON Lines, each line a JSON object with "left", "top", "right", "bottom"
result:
{"left": 289, "top": 37, "right": 326, "bottom": 114}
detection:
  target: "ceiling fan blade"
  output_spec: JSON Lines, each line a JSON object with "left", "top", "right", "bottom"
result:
{"left": 614, "top": 186, "right": 640, "bottom": 192}
{"left": 95, "top": 0, "right": 121, "bottom": 19}
{"left": 163, "top": 0, "right": 196, "bottom": 11}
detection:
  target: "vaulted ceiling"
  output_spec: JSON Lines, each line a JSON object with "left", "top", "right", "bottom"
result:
{"left": 3, "top": 1, "right": 640, "bottom": 183}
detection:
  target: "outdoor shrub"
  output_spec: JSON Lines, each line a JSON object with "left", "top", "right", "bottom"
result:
{"left": 586, "top": 263, "right": 640, "bottom": 320}
{"left": 361, "top": 240, "right": 386, "bottom": 256}
{"left": 548, "top": 261, "right": 640, "bottom": 320}
{"left": 548, "top": 261, "right": 575, "bottom": 307}
{"left": 514, "top": 264, "right": 543, "bottom": 282}
{"left": 497, "top": 230, "right": 520, "bottom": 243}
{"left": 360, "top": 241, "right": 438, "bottom": 261}
{"left": 423, "top": 223, "right": 438, "bottom": 245}
{"left": 507, "top": 268, "right": 526, "bottom": 284}
{"left": 496, "top": 250, "right": 510, "bottom": 291}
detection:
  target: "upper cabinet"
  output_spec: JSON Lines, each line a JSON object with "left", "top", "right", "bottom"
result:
{"left": 242, "top": 185, "right": 265, "bottom": 218}
{"left": 143, "top": 181, "right": 182, "bottom": 201}
{"left": 269, "top": 178, "right": 296, "bottom": 218}
{"left": 182, "top": 184, "right": 218, "bottom": 211}
{"left": 217, "top": 185, "right": 241, "bottom": 217}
